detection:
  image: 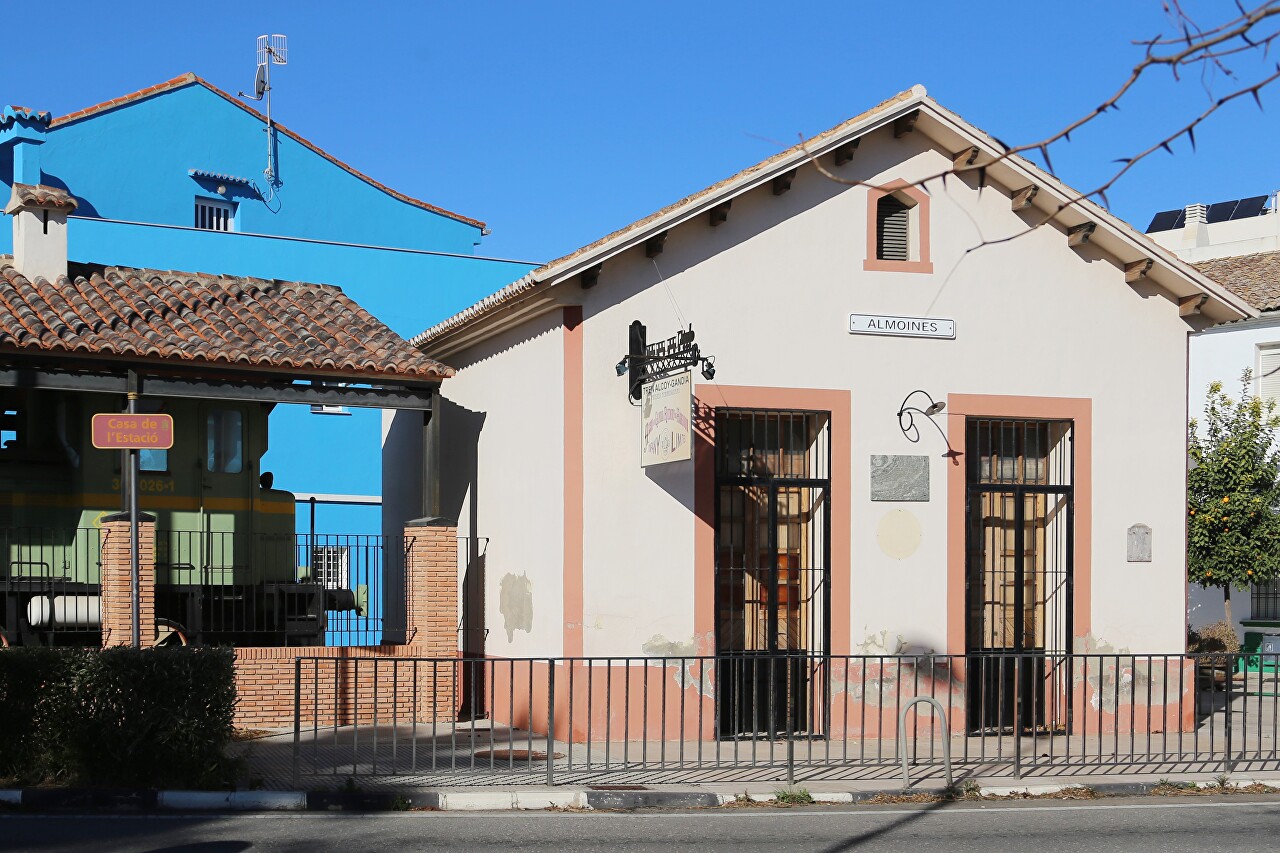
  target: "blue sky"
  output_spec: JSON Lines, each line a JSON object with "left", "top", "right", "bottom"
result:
{"left": 5, "top": 0, "right": 1279, "bottom": 267}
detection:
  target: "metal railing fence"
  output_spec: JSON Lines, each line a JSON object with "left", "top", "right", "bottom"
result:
{"left": 0, "top": 526, "right": 103, "bottom": 646}
{"left": 292, "top": 651, "right": 1280, "bottom": 787}
{"left": 156, "top": 531, "right": 391, "bottom": 646}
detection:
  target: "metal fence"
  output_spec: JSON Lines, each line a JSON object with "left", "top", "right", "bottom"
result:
{"left": 0, "top": 527, "right": 103, "bottom": 646}
{"left": 291, "top": 651, "right": 1280, "bottom": 787}
{"left": 157, "top": 531, "right": 392, "bottom": 646}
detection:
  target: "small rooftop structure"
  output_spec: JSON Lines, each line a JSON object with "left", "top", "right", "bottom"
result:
{"left": 1147, "top": 194, "right": 1280, "bottom": 263}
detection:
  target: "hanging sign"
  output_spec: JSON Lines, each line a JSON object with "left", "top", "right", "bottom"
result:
{"left": 641, "top": 371, "right": 692, "bottom": 467}
{"left": 91, "top": 414, "right": 174, "bottom": 450}
{"left": 848, "top": 313, "right": 955, "bottom": 340}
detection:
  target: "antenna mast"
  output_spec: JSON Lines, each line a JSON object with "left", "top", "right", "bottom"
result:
{"left": 238, "top": 34, "right": 288, "bottom": 195}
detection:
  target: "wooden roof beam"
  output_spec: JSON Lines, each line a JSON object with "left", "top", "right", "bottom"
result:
{"left": 1179, "top": 293, "right": 1209, "bottom": 317}
{"left": 1011, "top": 185, "right": 1039, "bottom": 210}
{"left": 952, "top": 146, "right": 981, "bottom": 171}
{"left": 833, "top": 139, "right": 860, "bottom": 167}
{"left": 709, "top": 200, "right": 732, "bottom": 227}
{"left": 772, "top": 170, "right": 796, "bottom": 196}
{"left": 645, "top": 231, "right": 668, "bottom": 258}
{"left": 1067, "top": 222, "right": 1096, "bottom": 248}
{"left": 1124, "top": 258, "right": 1153, "bottom": 284}
{"left": 893, "top": 110, "right": 919, "bottom": 138}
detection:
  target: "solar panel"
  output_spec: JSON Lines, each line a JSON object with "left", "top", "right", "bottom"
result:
{"left": 1206, "top": 200, "right": 1239, "bottom": 224}
{"left": 1233, "top": 195, "right": 1269, "bottom": 219}
{"left": 1146, "top": 210, "right": 1181, "bottom": 232}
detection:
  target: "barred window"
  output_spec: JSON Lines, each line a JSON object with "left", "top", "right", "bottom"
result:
{"left": 1253, "top": 579, "right": 1280, "bottom": 620}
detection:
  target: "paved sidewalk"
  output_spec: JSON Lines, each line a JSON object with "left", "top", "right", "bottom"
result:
{"left": 239, "top": 715, "right": 1280, "bottom": 792}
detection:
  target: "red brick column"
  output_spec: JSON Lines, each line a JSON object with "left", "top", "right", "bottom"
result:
{"left": 100, "top": 514, "right": 156, "bottom": 647}
{"left": 405, "top": 518, "right": 459, "bottom": 722}
{"left": 404, "top": 519, "right": 458, "bottom": 655}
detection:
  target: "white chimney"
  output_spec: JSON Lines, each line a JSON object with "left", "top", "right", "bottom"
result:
{"left": 4, "top": 183, "right": 76, "bottom": 282}
{"left": 1182, "top": 202, "right": 1210, "bottom": 249}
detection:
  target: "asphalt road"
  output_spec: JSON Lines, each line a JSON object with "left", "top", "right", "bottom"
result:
{"left": 4, "top": 796, "right": 1280, "bottom": 852}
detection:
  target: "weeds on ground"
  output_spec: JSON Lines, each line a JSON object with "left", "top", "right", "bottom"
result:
{"left": 1152, "top": 779, "right": 1280, "bottom": 796}
{"left": 773, "top": 787, "right": 815, "bottom": 806}
{"left": 391, "top": 794, "right": 412, "bottom": 811}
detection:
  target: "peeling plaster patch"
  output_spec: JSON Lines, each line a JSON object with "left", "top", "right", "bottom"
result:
{"left": 498, "top": 573, "right": 533, "bottom": 643}
{"left": 642, "top": 635, "right": 698, "bottom": 657}
{"left": 643, "top": 634, "right": 715, "bottom": 698}
{"left": 1073, "top": 633, "right": 1170, "bottom": 709}
{"left": 857, "top": 630, "right": 907, "bottom": 656}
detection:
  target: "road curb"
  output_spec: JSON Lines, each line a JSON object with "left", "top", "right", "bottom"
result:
{"left": 1, "top": 776, "right": 1278, "bottom": 813}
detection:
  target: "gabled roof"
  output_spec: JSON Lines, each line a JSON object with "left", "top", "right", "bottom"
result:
{"left": 0, "top": 258, "right": 452, "bottom": 382}
{"left": 1194, "top": 250, "right": 1280, "bottom": 312}
{"left": 45, "top": 73, "right": 485, "bottom": 230}
{"left": 413, "top": 85, "right": 1255, "bottom": 355}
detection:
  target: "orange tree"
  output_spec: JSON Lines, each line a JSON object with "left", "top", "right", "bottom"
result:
{"left": 1188, "top": 371, "right": 1280, "bottom": 631}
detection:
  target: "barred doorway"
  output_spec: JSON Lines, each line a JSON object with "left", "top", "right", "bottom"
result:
{"left": 714, "top": 409, "right": 831, "bottom": 738}
{"left": 965, "top": 418, "right": 1074, "bottom": 734}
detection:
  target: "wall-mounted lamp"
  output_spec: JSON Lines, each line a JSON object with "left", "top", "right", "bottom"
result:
{"left": 897, "top": 390, "right": 946, "bottom": 444}
{"left": 700, "top": 356, "right": 716, "bottom": 381}
{"left": 216, "top": 184, "right": 227, "bottom": 195}
{"left": 616, "top": 357, "right": 629, "bottom": 377}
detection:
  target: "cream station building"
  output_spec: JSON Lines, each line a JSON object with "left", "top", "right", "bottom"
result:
{"left": 394, "top": 86, "right": 1251, "bottom": 729}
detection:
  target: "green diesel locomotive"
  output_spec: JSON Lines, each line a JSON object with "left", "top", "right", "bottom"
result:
{"left": 0, "top": 387, "right": 351, "bottom": 646}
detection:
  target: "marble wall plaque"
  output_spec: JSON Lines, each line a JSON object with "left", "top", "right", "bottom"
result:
{"left": 870, "top": 455, "right": 930, "bottom": 502}
{"left": 1127, "top": 523, "right": 1152, "bottom": 562}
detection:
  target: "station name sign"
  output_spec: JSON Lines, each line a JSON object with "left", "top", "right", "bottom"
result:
{"left": 848, "top": 313, "right": 955, "bottom": 340}
{"left": 91, "top": 414, "right": 175, "bottom": 450}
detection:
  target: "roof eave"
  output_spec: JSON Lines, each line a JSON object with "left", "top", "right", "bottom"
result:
{"left": 416, "top": 89, "right": 1253, "bottom": 353}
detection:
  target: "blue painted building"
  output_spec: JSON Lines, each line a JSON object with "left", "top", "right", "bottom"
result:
{"left": 0, "top": 74, "right": 537, "bottom": 542}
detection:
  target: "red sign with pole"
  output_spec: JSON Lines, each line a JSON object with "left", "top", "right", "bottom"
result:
{"left": 91, "top": 414, "right": 174, "bottom": 450}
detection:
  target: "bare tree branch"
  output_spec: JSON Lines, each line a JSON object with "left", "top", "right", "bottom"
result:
{"left": 802, "top": 0, "right": 1280, "bottom": 255}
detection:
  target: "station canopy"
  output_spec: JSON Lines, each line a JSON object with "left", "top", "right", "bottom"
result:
{"left": 0, "top": 258, "right": 453, "bottom": 409}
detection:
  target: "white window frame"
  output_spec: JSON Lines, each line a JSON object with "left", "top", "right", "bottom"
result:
{"left": 1257, "top": 344, "right": 1280, "bottom": 405}
{"left": 311, "top": 545, "right": 350, "bottom": 590}
{"left": 194, "top": 197, "right": 236, "bottom": 232}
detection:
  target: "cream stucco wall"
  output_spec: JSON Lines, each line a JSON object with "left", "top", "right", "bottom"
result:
{"left": 425, "top": 311, "right": 568, "bottom": 657}
{"left": 431, "top": 122, "right": 1196, "bottom": 660}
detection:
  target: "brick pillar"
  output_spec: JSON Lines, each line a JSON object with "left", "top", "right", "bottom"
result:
{"left": 404, "top": 518, "right": 459, "bottom": 723}
{"left": 100, "top": 513, "right": 156, "bottom": 647}
{"left": 403, "top": 517, "right": 459, "bottom": 656}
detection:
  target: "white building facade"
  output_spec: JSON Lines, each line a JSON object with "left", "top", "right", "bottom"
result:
{"left": 397, "top": 86, "right": 1251, "bottom": 691}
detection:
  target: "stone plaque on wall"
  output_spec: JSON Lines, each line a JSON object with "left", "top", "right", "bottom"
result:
{"left": 1127, "top": 524, "right": 1152, "bottom": 562}
{"left": 870, "top": 455, "right": 929, "bottom": 502}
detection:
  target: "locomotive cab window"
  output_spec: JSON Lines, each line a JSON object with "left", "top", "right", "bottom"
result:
{"left": 206, "top": 410, "right": 243, "bottom": 474}
{"left": 0, "top": 408, "right": 18, "bottom": 451}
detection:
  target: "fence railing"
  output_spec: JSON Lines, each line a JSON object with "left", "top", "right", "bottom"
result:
{"left": 0, "top": 527, "right": 103, "bottom": 647}
{"left": 292, "top": 651, "right": 1280, "bottom": 786}
{"left": 156, "top": 531, "right": 392, "bottom": 647}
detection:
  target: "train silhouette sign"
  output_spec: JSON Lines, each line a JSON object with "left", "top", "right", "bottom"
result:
{"left": 91, "top": 414, "right": 175, "bottom": 450}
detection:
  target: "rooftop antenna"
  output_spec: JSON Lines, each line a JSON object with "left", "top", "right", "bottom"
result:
{"left": 238, "top": 34, "right": 288, "bottom": 198}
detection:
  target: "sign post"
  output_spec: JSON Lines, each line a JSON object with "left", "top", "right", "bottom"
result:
{"left": 91, "top": 408, "right": 174, "bottom": 648}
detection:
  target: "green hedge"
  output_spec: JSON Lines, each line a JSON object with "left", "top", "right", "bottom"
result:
{"left": 0, "top": 646, "right": 237, "bottom": 788}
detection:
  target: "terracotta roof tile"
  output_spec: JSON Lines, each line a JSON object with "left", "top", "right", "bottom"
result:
{"left": 0, "top": 259, "right": 453, "bottom": 381}
{"left": 5, "top": 183, "right": 78, "bottom": 214}
{"left": 47, "top": 73, "right": 486, "bottom": 230}
{"left": 1193, "top": 251, "right": 1280, "bottom": 312}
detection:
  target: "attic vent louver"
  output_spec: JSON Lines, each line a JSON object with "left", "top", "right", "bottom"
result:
{"left": 876, "top": 195, "right": 910, "bottom": 261}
